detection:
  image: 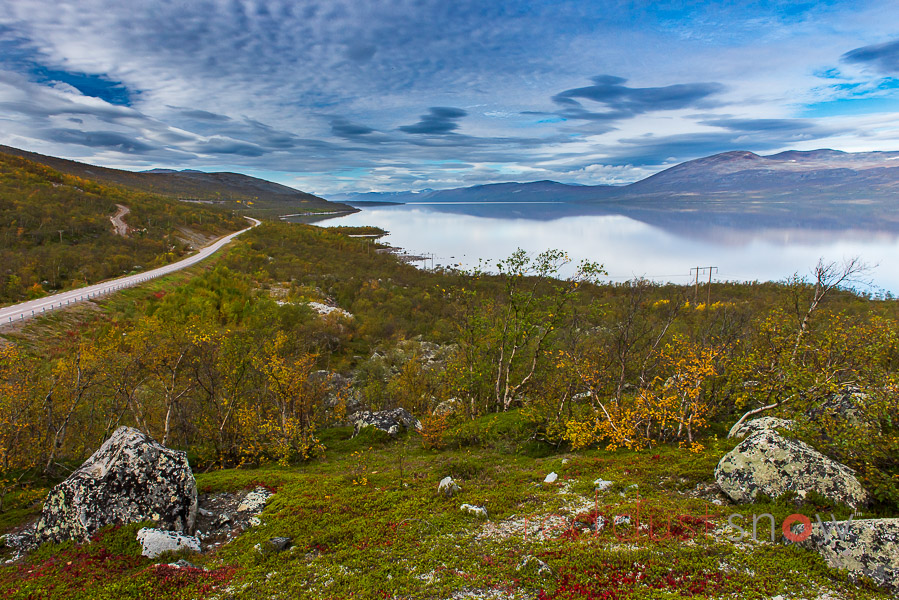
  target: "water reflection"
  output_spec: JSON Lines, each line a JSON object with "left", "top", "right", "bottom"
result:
{"left": 290, "top": 203, "right": 899, "bottom": 293}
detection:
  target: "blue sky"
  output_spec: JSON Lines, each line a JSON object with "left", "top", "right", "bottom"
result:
{"left": 1, "top": 0, "right": 898, "bottom": 195}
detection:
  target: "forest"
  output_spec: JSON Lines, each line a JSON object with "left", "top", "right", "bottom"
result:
{"left": 2, "top": 220, "right": 897, "bottom": 519}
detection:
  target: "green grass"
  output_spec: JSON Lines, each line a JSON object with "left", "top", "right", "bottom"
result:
{"left": 0, "top": 430, "right": 890, "bottom": 599}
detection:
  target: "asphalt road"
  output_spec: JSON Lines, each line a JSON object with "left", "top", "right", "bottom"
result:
{"left": 0, "top": 217, "right": 261, "bottom": 325}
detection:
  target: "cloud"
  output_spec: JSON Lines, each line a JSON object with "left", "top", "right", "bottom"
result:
{"left": 551, "top": 75, "right": 725, "bottom": 121}
{"left": 842, "top": 39, "right": 899, "bottom": 73}
{"left": 330, "top": 117, "right": 376, "bottom": 138}
{"left": 399, "top": 107, "right": 468, "bottom": 135}
{"left": 43, "top": 128, "right": 156, "bottom": 153}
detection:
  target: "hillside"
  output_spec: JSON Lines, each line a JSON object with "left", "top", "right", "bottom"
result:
{"left": 0, "top": 150, "right": 246, "bottom": 305}
{"left": 0, "top": 145, "right": 355, "bottom": 218}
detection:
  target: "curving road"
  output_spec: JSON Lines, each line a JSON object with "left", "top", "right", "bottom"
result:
{"left": 0, "top": 217, "right": 260, "bottom": 326}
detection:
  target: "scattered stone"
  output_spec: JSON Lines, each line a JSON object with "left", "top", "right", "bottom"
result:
{"left": 461, "top": 504, "right": 488, "bottom": 518}
{"left": 594, "top": 479, "right": 613, "bottom": 491}
{"left": 561, "top": 458, "right": 570, "bottom": 465}
{"left": 307, "top": 301, "right": 353, "bottom": 319}
{"left": 350, "top": 408, "right": 422, "bottom": 437}
{"left": 516, "top": 555, "right": 552, "bottom": 577}
{"left": 237, "top": 487, "right": 273, "bottom": 513}
{"left": 715, "top": 430, "right": 869, "bottom": 509}
{"left": 136, "top": 528, "right": 201, "bottom": 558}
{"left": 613, "top": 515, "right": 631, "bottom": 526}
{"left": 35, "top": 426, "right": 197, "bottom": 542}
{"left": 249, "top": 516, "right": 262, "bottom": 527}
{"left": 794, "top": 518, "right": 899, "bottom": 595}
{"left": 727, "top": 416, "right": 794, "bottom": 439}
{"left": 439, "top": 476, "right": 462, "bottom": 498}
{"left": 167, "top": 559, "right": 203, "bottom": 570}
{"left": 544, "top": 472, "right": 558, "bottom": 484}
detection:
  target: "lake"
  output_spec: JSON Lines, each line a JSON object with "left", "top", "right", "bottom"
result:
{"left": 292, "top": 202, "right": 899, "bottom": 295}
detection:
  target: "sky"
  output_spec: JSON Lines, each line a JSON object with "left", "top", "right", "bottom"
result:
{"left": 1, "top": 0, "right": 899, "bottom": 196}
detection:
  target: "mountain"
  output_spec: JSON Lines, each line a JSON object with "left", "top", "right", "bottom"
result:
{"left": 0, "top": 145, "right": 354, "bottom": 217}
{"left": 622, "top": 149, "right": 899, "bottom": 198}
{"left": 326, "top": 149, "right": 899, "bottom": 226}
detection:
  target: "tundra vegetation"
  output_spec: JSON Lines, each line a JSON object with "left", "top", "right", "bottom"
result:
{"left": 0, "top": 192, "right": 898, "bottom": 597}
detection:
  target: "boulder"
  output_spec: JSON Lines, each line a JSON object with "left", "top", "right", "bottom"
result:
{"left": 351, "top": 408, "right": 422, "bottom": 437}
{"left": 438, "top": 476, "right": 462, "bottom": 498}
{"left": 715, "top": 430, "right": 869, "bottom": 509}
{"left": 728, "top": 416, "right": 794, "bottom": 439}
{"left": 808, "top": 385, "right": 870, "bottom": 426}
{"left": 544, "top": 472, "right": 559, "bottom": 484}
{"left": 794, "top": 518, "right": 899, "bottom": 594}
{"left": 136, "top": 528, "right": 201, "bottom": 558}
{"left": 36, "top": 426, "right": 197, "bottom": 542}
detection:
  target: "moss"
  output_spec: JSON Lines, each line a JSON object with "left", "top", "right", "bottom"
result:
{"left": 3, "top": 434, "right": 892, "bottom": 598}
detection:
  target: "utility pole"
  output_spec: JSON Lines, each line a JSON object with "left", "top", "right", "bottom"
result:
{"left": 689, "top": 266, "right": 718, "bottom": 305}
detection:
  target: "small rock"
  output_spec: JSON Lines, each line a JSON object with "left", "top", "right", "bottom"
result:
{"left": 438, "top": 476, "right": 462, "bottom": 498}
{"left": 248, "top": 516, "right": 261, "bottom": 527}
{"left": 544, "top": 472, "right": 558, "bottom": 484}
{"left": 561, "top": 458, "right": 570, "bottom": 465}
{"left": 594, "top": 479, "right": 613, "bottom": 491}
{"left": 167, "top": 559, "right": 202, "bottom": 570}
{"left": 516, "top": 555, "right": 552, "bottom": 577}
{"left": 613, "top": 515, "right": 631, "bottom": 526}
{"left": 261, "top": 537, "right": 293, "bottom": 554}
{"left": 460, "top": 504, "right": 488, "bottom": 518}
{"left": 136, "top": 528, "right": 201, "bottom": 558}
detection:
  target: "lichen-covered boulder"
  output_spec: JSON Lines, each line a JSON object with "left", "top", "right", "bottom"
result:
{"left": 351, "top": 408, "right": 421, "bottom": 437}
{"left": 727, "top": 416, "right": 794, "bottom": 439}
{"left": 715, "top": 430, "right": 869, "bottom": 509}
{"left": 36, "top": 426, "right": 197, "bottom": 542}
{"left": 793, "top": 518, "right": 899, "bottom": 594}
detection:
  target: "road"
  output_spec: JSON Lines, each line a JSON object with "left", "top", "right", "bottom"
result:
{"left": 110, "top": 204, "right": 131, "bottom": 236}
{"left": 0, "top": 217, "right": 261, "bottom": 325}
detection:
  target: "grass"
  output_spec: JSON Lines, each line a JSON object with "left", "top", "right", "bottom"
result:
{"left": 0, "top": 426, "right": 890, "bottom": 599}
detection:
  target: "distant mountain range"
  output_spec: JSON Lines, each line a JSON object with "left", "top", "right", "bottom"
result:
{"left": 330, "top": 149, "right": 899, "bottom": 226}
{"left": 0, "top": 145, "right": 353, "bottom": 216}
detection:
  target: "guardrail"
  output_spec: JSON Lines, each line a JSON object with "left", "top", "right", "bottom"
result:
{"left": 3, "top": 273, "right": 164, "bottom": 324}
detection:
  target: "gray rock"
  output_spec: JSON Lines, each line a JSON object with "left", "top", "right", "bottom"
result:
{"left": 438, "top": 476, "right": 462, "bottom": 498}
{"left": 432, "top": 398, "right": 463, "bottom": 418}
{"left": 460, "top": 503, "right": 488, "bottom": 518}
{"left": 350, "top": 408, "right": 422, "bottom": 437}
{"left": 594, "top": 478, "right": 613, "bottom": 491}
{"left": 808, "top": 385, "right": 871, "bottom": 426}
{"left": 793, "top": 518, "right": 899, "bottom": 594}
{"left": 35, "top": 426, "right": 197, "bottom": 542}
{"left": 728, "top": 416, "right": 794, "bottom": 439}
{"left": 167, "top": 559, "right": 203, "bottom": 570}
{"left": 237, "top": 487, "right": 273, "bottom": 513}
{"left": 544, "top": 472, "right": 558, "bottom": 484}
{"left": 136, "top": 528, "right": 201, "bottom": 558}
{"left": 715, "top": 430, "right": 869, "bottom": 509}
{"left": 265, "top": 537, "right": 293, "bottom": 553}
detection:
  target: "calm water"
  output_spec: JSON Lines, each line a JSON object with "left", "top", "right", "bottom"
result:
{"left": 299, "top": 202, "right": 899, "bottom": 294}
